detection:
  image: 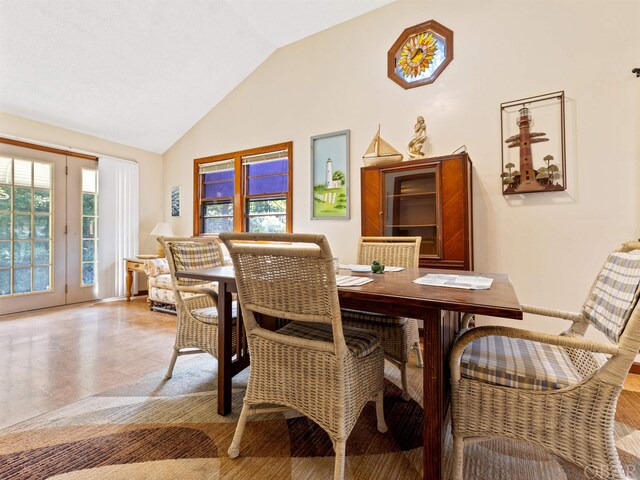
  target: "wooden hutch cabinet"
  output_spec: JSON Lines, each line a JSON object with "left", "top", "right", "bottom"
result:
{"left": 361, "top": 153, "right": 473, "bottom": 270}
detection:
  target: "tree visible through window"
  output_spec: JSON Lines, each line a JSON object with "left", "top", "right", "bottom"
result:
{"left": 81, "top": 168, "right": 98, "bottom": 287}
{"left": 0, "top": 156, "right": 53, "bottom": 296}
{"left": 194, "top": 142, "right": 292, "bottom": 235}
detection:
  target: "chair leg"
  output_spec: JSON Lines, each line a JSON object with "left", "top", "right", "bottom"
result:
{"left": 375, "top": 389, "right": 388, "bottom": 433}
{"left": 228, "top": 402, "right": 250, "bottom": 458}
{"left": 333, "top": 439, "right": 347, "bottom": 480}
{"left": 451, "top": 434, "right": 464, "bottom": 480}
{"left": 165, "top": 348, "right": 179, "bottom": 379}
{"left": 413, "top": 341, "right": 424, "bottom": 368}
{"left": 400, "top": 362, "right": 411, "bottom": 401}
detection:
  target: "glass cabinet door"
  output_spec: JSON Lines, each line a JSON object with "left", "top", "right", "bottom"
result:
{"left": 383, "top": 165, "right": 439, "bottom": 257}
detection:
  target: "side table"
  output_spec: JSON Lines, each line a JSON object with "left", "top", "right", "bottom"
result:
{"left": 125, "top": 258, "right": 147, "bottom": 300}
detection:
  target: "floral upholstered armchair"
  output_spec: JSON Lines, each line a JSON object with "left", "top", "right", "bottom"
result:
{"left": 144, "top": 242, "right": 232, "bottom": 313}
{"left": 144, "top": 258, "right": 180, "bottom": 312}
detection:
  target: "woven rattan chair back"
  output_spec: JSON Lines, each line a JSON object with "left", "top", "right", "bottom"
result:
{"left": 160, "top": 236, "right": 224, "bottom": 286}
{"left": 357, "top": 236, "right": 421, "bottom": 268}
{"left": 221, "top": 232, "right": 347, "bottom": 356}
{"left": 578, "top": 242, "right": 640, "bottom": 343}
{"left": 587, "top": 241, "right": 640, "bottom": 385}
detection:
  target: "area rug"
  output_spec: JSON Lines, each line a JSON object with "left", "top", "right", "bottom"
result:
{"left": 0, "top": 356, "right": 638, "bottom": 479}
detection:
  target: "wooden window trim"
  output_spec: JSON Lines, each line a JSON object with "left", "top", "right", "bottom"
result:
{"left": 0, "top": 138, "right": 98, "bottom": 161}
{"left": 193, "top": 141, "right": 293, "bottom": 236}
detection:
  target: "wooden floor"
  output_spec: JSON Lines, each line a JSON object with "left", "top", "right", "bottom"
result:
{"left": 0, "top": 297, "right": 638, "bottom": 431}
{"left": 0, "top": 297, "right": 178, "bottom": 429}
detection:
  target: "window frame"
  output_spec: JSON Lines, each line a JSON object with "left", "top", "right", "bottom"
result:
{"left": 193, "top": 141, "right": 293, "bottom": 236}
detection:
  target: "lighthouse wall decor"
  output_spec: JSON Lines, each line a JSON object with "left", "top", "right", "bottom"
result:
{"left": 500, "top": 91, "right": 566, "bottom": 195}
{"left": 311, "top": 129, "right": 350, "bottom": 219}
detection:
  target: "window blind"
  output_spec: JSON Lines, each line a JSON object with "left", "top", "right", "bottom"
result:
{"left": 242, "top": 149, "right": 288, "bottom": 165}
{"left": 199, "top": 159, "right": 234, "bottom": 174}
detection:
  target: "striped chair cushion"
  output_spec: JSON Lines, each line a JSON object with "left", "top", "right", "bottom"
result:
{"left": 582, "top": 250, "right": 640, "bottom": 343}
{"left": 170, "top": 242, "right": 224, "bottom": 286}
{"left": 461, "top": 334, "right": 583, "bottom": 391}
{"left": 341, "top": 309, "right": 408, "bottom": 326}
{"left": 277, "top": 321, "right": 380, "bottom": 359}
{"left": 191, "top": 301, "right": 238, "bottom": 325}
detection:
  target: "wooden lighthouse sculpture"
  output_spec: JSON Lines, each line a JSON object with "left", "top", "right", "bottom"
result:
{"left": 504, "top": 106, "right": 549, "bottom": 193}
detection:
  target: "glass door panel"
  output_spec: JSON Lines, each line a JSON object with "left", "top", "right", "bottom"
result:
{"left": 0, "top": 144, "right": 65, "bottom": 315}
{"left": 0, "top": 157, "right": 53, "bottom": 296}
{"left": 383, "top": 166, "right": 440, "bottom": 258}
{"left": 66, "top": 160, "right": 99, "bottom": 304}
{"left": 383, "top": 226, "right": 439, "bottom": 255}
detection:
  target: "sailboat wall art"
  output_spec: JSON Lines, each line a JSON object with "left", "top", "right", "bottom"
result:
{"left": 362, "top": 126, "right": 403, "bottom": 167}
{"left": 500, "top": 91, "right": 566, "bottom": 195}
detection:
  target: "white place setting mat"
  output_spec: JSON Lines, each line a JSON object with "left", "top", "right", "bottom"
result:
{"left": 412, "top": 273, "right": 493, "bottom": 290}
{"left": 335, "top": 275, "right": 374, "bottom": 287}
{"left": 339, "top": 264, "right": 405, "bottom": 272}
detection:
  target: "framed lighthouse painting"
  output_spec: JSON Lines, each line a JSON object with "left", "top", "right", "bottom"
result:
{"left": 311, "top": 130, "right": 350, "bottom": 219}
{"left": 500, "top": 91, "right": 566, "bottom": 195}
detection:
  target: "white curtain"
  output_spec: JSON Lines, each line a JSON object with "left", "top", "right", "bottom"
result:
{"left": 98, "top": 157, "right": 139, "bottom": 298}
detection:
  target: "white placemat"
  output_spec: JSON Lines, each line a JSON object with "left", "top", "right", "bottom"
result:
{"left": 339, "top": 264, "right": 405, "bottom": 272}
{"left": 335, "top": 275, "right": 374, "bottom": 287}
{"left": 381, "top": 266, "right": 404, "bottom": 272}
{"left": 413, "top": 274, "right": 493, "bottom": 290}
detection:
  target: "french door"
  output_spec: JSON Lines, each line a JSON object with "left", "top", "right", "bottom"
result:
{"left": 66, "top": 159, "right": 99, "bottom": 304}
{"left": 0, "top": 143, "right": 100, "bottom": 315}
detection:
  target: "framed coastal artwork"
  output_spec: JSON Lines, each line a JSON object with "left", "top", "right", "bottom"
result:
{"left": 311, "top": 130, "right": 350, "bottom": 220}
{"left": 170, "top": 185, "right": 181, "bottom": 217}
{"left": 500, "top": 91, "right": 566, "bottom": 195}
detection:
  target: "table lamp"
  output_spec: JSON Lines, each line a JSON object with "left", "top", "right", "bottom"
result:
{"left": 150, "top": 222, "right": 174, "bottom": 257}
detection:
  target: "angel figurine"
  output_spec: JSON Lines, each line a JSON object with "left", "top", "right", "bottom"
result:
{"left": 406, "top": 115, "right": 427, "bottom": 159}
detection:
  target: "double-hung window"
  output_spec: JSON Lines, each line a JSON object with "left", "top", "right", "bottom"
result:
{"left": 194, "top": 142, "right": 292, "bottom": 235}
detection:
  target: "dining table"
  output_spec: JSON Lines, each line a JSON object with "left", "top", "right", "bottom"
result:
{"left": 176, "top": 265, "right": 522, "bottom": 480}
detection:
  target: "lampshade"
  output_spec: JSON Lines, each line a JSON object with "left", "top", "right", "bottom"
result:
{"left": 150, "top": 222, "right": 174, "bottom": 237}
{"left": 150, "top": 222, "right": 174, "bottom": 257}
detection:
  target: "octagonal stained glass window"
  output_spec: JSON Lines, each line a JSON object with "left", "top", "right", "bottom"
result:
{"left": 387, "top": 20, "right": 453, "bottom": 89}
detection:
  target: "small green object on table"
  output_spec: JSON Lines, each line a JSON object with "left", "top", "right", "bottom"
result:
{"left": 371, "top": 260, "right": 385, "bottom": 274}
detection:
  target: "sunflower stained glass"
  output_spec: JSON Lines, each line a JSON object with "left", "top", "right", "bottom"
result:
{"left": 387, "top": 20, "right": 453, "bottom": 89}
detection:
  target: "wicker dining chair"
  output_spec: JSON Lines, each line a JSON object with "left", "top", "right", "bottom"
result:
{"left": 449, "top": 241, "right": 640, "bottom": 480}
{"left": 159, "top": 236, "right": 237, "bottom": 379}
{"left": 341, "top": 236, "right": 423, "bottom": 400}
{"left": 220, "top": 232, "right": 387, "bottom": 480}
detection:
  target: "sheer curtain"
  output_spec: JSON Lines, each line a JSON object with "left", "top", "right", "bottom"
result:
{"left": 98, "top": 157, "right": 139, "bottom": 298}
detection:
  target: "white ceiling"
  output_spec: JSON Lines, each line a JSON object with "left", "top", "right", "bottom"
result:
{"left": 0, "top": 0, "right": 392, "bottom": 154}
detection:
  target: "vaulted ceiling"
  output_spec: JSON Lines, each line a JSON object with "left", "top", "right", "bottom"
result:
{"left": 0, "top": 0, "right": 392, "bottom": 153}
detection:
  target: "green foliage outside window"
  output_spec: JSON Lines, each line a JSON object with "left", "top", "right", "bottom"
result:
{"left": 14, "top": 187, "right": 31, "bottom": 212}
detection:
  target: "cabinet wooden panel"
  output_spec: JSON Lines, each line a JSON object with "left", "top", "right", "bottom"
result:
{"left": 361, "top": 153, "right": 473, "bottom": 270}
{"left": 361, "top": 168, "right": 382, "bottom": 236}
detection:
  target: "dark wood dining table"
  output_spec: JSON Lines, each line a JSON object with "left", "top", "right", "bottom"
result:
{"left": 176, "top": 265, "right": 522, "bottom": 480}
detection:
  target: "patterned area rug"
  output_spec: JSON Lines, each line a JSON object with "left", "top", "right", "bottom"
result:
{"left": 0, "top": 356, "right": 638, "bottom": 479}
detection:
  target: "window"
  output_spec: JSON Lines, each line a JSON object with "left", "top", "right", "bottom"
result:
{"left": 194, "top": 142, "right": 292, "bottom": 235}
{"left": 0, "top": 156, "right": 53, "bottom": 296}
{"left": 81, "top": 168, "right": 98, "bottom": 287}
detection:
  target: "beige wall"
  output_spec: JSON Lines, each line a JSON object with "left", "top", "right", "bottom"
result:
{"left": 0, "top": 112, "right": 163, "bottom": 253}
{"left": 166, "top": 1, "right": 639, "bottom": 343}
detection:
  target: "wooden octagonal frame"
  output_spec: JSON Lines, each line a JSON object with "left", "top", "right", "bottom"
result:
{"left": 387, "top": 20, "right": 454, "bottom": 89}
